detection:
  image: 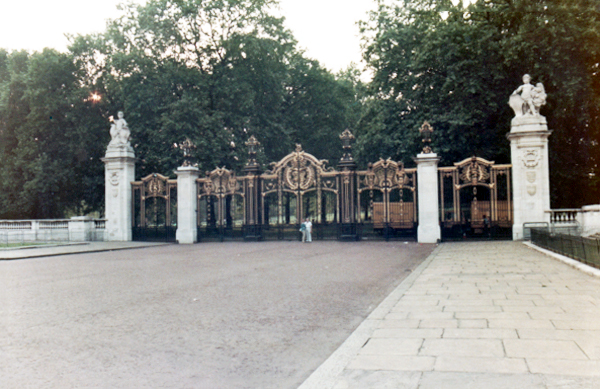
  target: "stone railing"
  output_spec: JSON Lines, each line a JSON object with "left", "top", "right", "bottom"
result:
{"left": 548, "top": 209, "right": 580, "bottom": 224}
{"left": 0, "top": 217, "right": 106, "bottom": 244}
{"left": 544, "top": 208, "right": 581, "bottom": 236}
{"left": 545, "top": 206, "right": 600, "bottom": 237}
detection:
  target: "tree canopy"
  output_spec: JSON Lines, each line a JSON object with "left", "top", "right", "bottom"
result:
{"left": 69, "top": 0, "right": 357, "bottom": 176}
{"left": 0, "top": 49, "right": 106, "bottom": 218}
{"left": 357, "top": 0, "right": 600, "bottom": 207}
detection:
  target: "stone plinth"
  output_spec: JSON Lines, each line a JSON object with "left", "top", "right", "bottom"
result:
{"left": 415, "top": 152, "right": 441, "bottom": 243}
{"left": 581, "top": 205, "right": 600, "bottom": 237}
{"left": 101, "top": 145, "right": 135, "bottom": 241}
{"left": 175, "top": 166, "right": 200, "bottom": 244}
{"left": 507, "top": 116, "right": 552, "bottom": 240}
{"left": 68, "top": 216, "right": 94, "bottom": 241}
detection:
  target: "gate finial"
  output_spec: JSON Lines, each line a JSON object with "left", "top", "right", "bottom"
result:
{"left": 245, "top": 135, "right": 260, "bottom": 169}
{"left": 339, "top": 129, "right": 355, "bottom": 162}
{"left": 178, "top": 138, "right": 196, "bottom": 167}
{"left": 419, "top": 121, "right": 434, "bottom": 153}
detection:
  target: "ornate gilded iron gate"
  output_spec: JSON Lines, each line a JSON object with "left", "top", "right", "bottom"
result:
{"left": 357, "top": 159, "right": 417, "bottom": 240}
{"left": 130, "top": 140, "right": 514, "bottom": 243}
{"left": 131, "top": 173, "right": 177, "bottom": 241}
{"left": 439, "top": 157, "right": 512, "bottom": 240}
{"left": 260, "top": 144, "right": 340, "bottom": 240}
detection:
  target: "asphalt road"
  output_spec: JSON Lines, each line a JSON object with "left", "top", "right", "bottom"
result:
{"left": 1, "top": 241, "right": 434, "bottom": 388}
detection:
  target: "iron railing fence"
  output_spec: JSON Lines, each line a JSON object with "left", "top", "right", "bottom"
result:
{"left": 530, "top": 228, "right": 600, "bottom": 270}
{"left": 191, "top": 222, "right": 418, "bottom": 242}
{"left": 132, "top": 226, "right": 176, "bottom": 242}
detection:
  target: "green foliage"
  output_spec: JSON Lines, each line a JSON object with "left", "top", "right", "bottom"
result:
{"left": 358, "top": 0, "right": 600, "bottom": 207}
{"left": 69, "top": 0, "right": 356, "bottom": 178}
{"left": 0, "top": 49, "right": 106, "bottom": 218}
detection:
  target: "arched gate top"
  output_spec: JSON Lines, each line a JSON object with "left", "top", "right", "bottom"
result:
{"left": 262, "top": 144, "right": 335, "bottom": 192}
{"left": 132, "top": 173, "right": 175, "bottom": 199}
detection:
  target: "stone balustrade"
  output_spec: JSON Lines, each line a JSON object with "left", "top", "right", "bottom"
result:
{"left": 545, "top": 206, "right": 600, "bottom": 237}
{"left": 0, "top": 217, "right": 106, "bottom": 243}
{"left": 548, "top": 209, "right": 581, "bottom": 224}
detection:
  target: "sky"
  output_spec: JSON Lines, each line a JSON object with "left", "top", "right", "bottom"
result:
{"left": 0, "top": 0, "right": 377, "bottom": 74}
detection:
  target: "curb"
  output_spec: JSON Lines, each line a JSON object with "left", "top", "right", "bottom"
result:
{"left": 0, "top": 242, "right": 172, "bottom": 260}
{"left": 523, "top": 241, "right": 600, "bottom": 278}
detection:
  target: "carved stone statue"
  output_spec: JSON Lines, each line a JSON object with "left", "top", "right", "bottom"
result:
{"left": 509, "top": 74, "right": 546, "bottom": 117}
{"left": 108, "top": 111, "right": 131, "bottom": 147}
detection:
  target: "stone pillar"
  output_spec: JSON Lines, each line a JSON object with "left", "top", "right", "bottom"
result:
{"left": 68, "top": 216, "right": 93, "bottom": 241}
{"left": 175, "top": 166, "right": 201, "bottom": 244}
{"left": 581, "top": 205, "right": 600, "bottom": 237}
{"left": 101, "top": 146, "right": 136, "bottom": 241}
{"left": 507, "top": 117, "right": 552, "bottom": 240}
{"left": 415, "top": 152, "right": 441, "bottom": 243}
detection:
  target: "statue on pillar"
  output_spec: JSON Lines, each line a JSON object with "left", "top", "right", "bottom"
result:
{"left": 509, "top": 74, "right": 547, "bottom": 117}
{"left": 108, "top": 111, "right": 131, "bottom": 147}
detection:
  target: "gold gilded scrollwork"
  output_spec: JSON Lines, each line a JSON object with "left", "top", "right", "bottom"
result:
{"left": 265, "top": 143, "right": 331, "bottom": 193}
{"left": 459, "top": 158, "right": 491, "bottom": 185}
{"left": 197, "top": 167, "right": 242, "bottom": 198}
{"left": 144, "top": 174, "right": 168, "bottom": 198}
{"left": 362, "top": 158, "right": 408, "bottom": 190}
{"left": 283, "top": 155, "right": 316, "bottom": 191}
{"left": 203, "top": 167, "right": 240, "bottom": 197}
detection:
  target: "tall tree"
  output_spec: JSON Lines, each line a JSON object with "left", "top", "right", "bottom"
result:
{"left": 0, "top": 49, "right": 106, "bottom": 218}
{"left": 358, "top": 0, "right": 600, "bottom": 207}
{"left": 70, "top": 0, "right": 356, "bottom": 178}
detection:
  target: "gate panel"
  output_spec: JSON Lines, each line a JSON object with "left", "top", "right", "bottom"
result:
{"left": 131, "top": 173, "right": 177, "bottom": 242}
{"left": 357, "top": 159, "right": 417, "bottom": 240}
{"left": 439, "top": 157, "right": 512, "bottom": 240}
{"left": 197, "top": 167, "right": 245, "bottom": 241}
{"left": 260, "top": 144, "right": 339, "bottom": 240}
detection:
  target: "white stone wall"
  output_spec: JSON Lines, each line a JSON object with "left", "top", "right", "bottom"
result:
{"left": 0, "top": 218, "right": 106, "bottom": 243}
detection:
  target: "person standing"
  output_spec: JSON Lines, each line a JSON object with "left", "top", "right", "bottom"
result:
{"left": 483, "top": 215, "right": 491, "bottom": 239}
{"left": 305, "top": 218, "right": 313, "bottom": 243}
{"left": 300, "top": 220, "right": 307, "bottom": 242}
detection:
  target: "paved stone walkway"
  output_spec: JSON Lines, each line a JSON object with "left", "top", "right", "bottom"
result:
{"left": 300, "top": 242, "right": 600, "bottom": 389}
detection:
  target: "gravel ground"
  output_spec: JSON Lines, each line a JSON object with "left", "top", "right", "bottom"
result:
{"left": 0, "top": 241, "right": 434, "bottom": 388}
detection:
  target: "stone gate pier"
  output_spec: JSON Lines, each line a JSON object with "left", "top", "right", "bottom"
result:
{"left": 507, "top": 74, "right": 551, "bottom": 240}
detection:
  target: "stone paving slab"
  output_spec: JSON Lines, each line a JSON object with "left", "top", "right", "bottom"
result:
{"left": 299, "top": 242, "right": 600, "bottom": 388}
